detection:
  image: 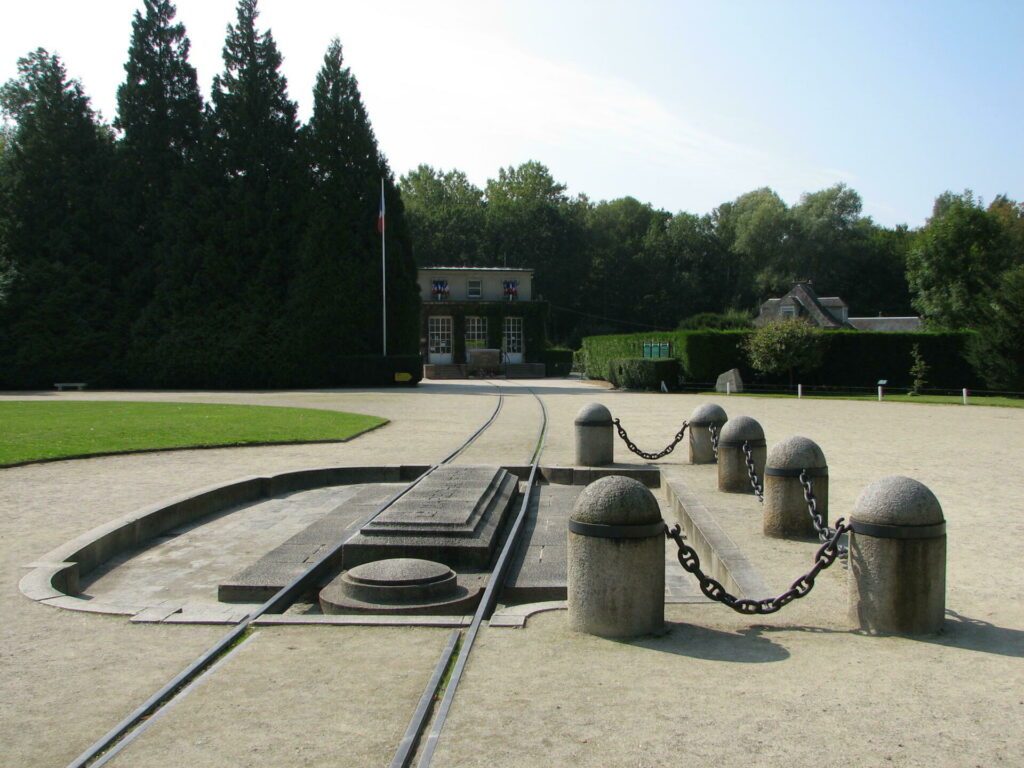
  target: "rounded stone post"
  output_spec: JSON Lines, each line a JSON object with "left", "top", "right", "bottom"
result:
{"left": 567, "top": 476, "right": 665, "bottom": 638}
{"left": 716, "top": 415, "right": 766, "bottom": 494}
{"left": 763, "top": 436, "right": 828, "bottom": 539}
{"left": 687, "top": 403, "right": 727, "bottom": 464}
{"left": 848, "top": 476, "right": 946, "bottom": 634}
{"left": 575, "top": 403, "right": 614, "bottom": 467}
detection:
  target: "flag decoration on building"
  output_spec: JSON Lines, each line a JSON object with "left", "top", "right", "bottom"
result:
{"left": 502, "top": 280, "right": 519, "bottom": 300}
{"left": 377, "top": 186, "right": 386, "bottom": 234}
{"left": 431, "top": 280, "right": 450, "bottom": 300}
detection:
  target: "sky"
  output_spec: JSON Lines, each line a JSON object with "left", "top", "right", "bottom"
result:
{"left": 1, "top": 0, "right": 1022, "bottom": 228}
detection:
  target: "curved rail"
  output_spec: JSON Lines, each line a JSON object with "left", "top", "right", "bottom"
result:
{"left": 403, "top": 383, "right": 549, "bottom": 768}
{"left": 68, "top": 383, "right": 507, "bottom": 768}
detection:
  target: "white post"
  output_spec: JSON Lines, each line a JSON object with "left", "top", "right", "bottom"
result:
{"left": 726, "top": 381, "right": 731, "bottom": 395}
{"left": 878, "top": 385, "right": 883, "bottom": 402}
{"left": 381, "top": 178, "right": 387, "bottom": 357}
{"left": 797, "top": 383, "right": 803, "bottom": 399}
{"left": 962, "top": 388, "right": 968, "bottom": 406}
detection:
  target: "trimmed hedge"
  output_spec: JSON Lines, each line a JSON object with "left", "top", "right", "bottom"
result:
{"left": 608, "top": 358, "right": 681, "bottom": 391}
{"left": 541, "top": 348, "right": 574, "bottom": 376}
{"left": 580, "top": 331, "right": 745, "bottom": 382}
{"left": 581, "top": 330, "right": 979, "bottom": 389}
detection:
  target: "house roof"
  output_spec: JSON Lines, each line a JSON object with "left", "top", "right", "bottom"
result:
{"left": 786, "top": 283, "right": 847, "bottom": 329}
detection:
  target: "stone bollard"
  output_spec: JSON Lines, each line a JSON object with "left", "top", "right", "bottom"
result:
{"left": 763, "top": 436, "right": 828, "bottom": 539}
{"left": 575, "top": 403, "right": 614, "bottom": 466}
{"left": 567, "top": 476, "right": 665, "bottom": 638}
{"left": 687, "top": 403, "right": 727, "bottom": 464}
{"left": 849, "top": 476, "right": 946, "bottom": 634}
{"left": 716, "top": 415, "right": 766, "bottom": 494}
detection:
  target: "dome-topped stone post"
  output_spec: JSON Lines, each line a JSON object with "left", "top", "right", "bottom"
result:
{"left": 567, "top": 476, "right": 665, "bottom": 638}
{"left": 575, "top": 403, "right": 614, "bottom": 467}
{"left": 849, "top": 476, "right": 946, "bottom": 634}
{"left": 763, "top": 436, "right": 828, "bottom": 539}
{"left": 716, "top": 415, "right": 766, "bottom": 494}
{"left": 687, "top": 403, "right": 727, "bottom": 464}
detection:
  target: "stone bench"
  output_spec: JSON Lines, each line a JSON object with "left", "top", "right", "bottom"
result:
{"left": 54, "top": 382, "right": 87, "bottom": 391}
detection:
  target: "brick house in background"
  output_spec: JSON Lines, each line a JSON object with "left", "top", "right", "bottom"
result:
{"left": 418, "top": 267, "right": 549, "bottom": 378}
{"left": 755, "top": 281, "right": 922, "bottom": 331}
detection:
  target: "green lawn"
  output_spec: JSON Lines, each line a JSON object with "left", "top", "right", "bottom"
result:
{"left": 0, "top": 401, "right": 388, "bottom": 467}
{"left": 698, "top": 391, "right": 1024, "bottom": 408}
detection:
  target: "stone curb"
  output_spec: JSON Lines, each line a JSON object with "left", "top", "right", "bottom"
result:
{"left": 665, "top": 477, "right": 770, "bottom": 599}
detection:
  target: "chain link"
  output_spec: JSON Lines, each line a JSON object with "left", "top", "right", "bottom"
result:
{"left": 741, "top": 440, "right": 764, "bottom": 503}
{"left": 798, "top": 470, "right": 848, "bottom": 558}
{"left": 708, "top": 423, "right": 719, "bottom": 460}
{"left": 665, "top": 521, "right": 851, "bottom": 614}
{"left": 612, "top": 419, "right": 688, "bottom": 461}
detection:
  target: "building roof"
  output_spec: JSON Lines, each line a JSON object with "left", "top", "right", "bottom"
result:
{"left": 786, "top": 282, "right": 847, "bottom": 329}
{"left": 420, "top": 266, "right": 534, "bottom": 273}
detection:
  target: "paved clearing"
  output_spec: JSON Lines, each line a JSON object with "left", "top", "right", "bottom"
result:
{"left": 2, "top": 381, "right": 1022, "bottom": 767}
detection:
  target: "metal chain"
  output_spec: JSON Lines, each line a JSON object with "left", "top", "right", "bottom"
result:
{"left": 612, "top": 419, "right": 688, "bottom": 461}
{"left": 708, "top": 423, "right": 719, "bottom": 460}
{"left": 798, "top": 470, "right": 848, "bottom": 558}
{"left": 741, "top": 440, "right": 764, "bottom": 503}
{"left": 665, "top": 521, "right": 851, "bottom": 614}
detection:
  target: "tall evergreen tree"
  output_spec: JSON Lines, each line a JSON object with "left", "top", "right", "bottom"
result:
{"left": 114, "top": 0, "right": 204, "bottom": 381}
{"left": 0, "top": 50, "right": 116, "bottom": 387}
{"left": 287, "top": 38, "right": 418, "bottom": 382}
{"left": 176, "top": 0, "right": 302, "bottom": 386}
{"left": 116, "top": 0, "right": 203, "bottom": 177}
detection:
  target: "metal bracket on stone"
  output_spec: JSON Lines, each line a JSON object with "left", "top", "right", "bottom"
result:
{"left": 850, "top": 520, "right": 947, "bottom": 540}
{"left": 764, "top": 467, "right": 828, "bottom": 478}
{"left": 567, "top": 519, "right": 667, "bottom": 539}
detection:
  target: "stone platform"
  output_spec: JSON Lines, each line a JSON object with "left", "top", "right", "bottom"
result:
{"left": 342, "top": 465, "right": 519, "bottom": 570}
{"left": 218, "top": 485, "right": 397, "bottom": 603}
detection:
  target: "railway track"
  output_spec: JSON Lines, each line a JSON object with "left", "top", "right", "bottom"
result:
{"left": 68, "top": 381, "right": 530, "bottom": 768}
{"left": 393, "top": 381, "right": 549, "bottom": 768}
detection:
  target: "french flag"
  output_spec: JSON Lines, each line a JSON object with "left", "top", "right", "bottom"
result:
{"left": 377, "top": 183, "right": 386, "bottom": 234}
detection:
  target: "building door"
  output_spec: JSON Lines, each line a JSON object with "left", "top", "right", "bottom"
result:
{"left": 428, "top": 316, "right": 453, "bottom": 364}
{"left": 503, "top": 316, "right": 524, "bottom": 364}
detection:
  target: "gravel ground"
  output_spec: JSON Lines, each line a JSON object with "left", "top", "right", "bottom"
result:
{"left": 3, "top": 382, "right": 1022, "bottom": 767}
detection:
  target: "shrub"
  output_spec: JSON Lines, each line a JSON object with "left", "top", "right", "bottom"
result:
{"left": 744, "top": 319, "right": 829, "bottom": 384}
{"left": 607, "top": 358, "right": 680, "bottom": 391}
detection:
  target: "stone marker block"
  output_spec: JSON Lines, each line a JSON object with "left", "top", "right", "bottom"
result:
{"left": 343, "top": 466, "right": 519, "bottom": 569}
{"left": 715, "top": 368, "right": 743, "bottom": 393}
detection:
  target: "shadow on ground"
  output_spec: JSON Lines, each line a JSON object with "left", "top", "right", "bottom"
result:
{"left": 922, "top": 609, "right": 1024, "bottom": 658}
{"left": 623, "top": 622, "right": 791, "bottom": 663}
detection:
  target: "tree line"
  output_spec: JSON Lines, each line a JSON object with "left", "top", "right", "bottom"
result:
{"left": 400, "top": 165, "right": 1023, "bottom": 388}
{"left": 0, "top": 0, "right": 418, "bottom": 389}
{"left": 2, "top": 0, "right": 1021, "bottom": 390}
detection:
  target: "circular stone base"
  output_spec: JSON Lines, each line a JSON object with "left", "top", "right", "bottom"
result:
{"left": 319, "top": 558, "right": 483, "bottom": 615}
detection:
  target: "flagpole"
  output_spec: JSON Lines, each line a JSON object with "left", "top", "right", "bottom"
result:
{"left": 381, "top": 177, "right": 387, "bottom": 357}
